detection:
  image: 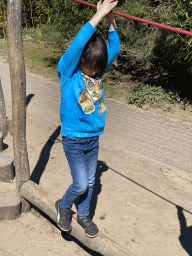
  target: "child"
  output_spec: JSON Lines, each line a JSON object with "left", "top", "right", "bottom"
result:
{"left": 55, "top": 0, "right": 120, "bottom": 238}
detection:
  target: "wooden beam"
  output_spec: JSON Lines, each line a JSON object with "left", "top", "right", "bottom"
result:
{"left": 20, "top": 180, "right": 134, "bottom": 256}
{"left": 7, "top": 0, "right": 30, "bottom": 213}
{"left": 0, "top": 78, "right": 8, "bottom": 138}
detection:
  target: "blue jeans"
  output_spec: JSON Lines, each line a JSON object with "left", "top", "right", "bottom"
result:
{"left": 60, "top": 136, "right": 99, "bottom": 217}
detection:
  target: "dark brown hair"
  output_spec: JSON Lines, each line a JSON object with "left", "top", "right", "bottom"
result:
{"left": 80, "top": 33, "right": 108, "bottom": 73}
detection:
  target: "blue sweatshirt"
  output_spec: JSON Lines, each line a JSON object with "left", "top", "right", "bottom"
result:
{"left": 57, "top": 21, "right": 120, "bottom": 137}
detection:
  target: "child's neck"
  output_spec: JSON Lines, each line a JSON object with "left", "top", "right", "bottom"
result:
{"left": 81, "top": 71, "right": 100, "bottom": 79}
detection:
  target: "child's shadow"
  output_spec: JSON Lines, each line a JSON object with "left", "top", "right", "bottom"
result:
{"left": 177, "top": 205, "right": 192, "bottom": 256}
{"left": 89, "top": 160, "right": 108, "bottom": 219}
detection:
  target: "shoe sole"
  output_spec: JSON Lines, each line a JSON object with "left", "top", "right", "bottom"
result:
{"left": 77, "top": 220, "right": 99, "bottom": 238}
{"left": 55, "top": 200, "right": 71, "bottom": 232}
{"left": 85, "top": 232, "right": 99, "bottom": 238}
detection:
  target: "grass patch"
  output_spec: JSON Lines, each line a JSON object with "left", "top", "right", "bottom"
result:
{"left": 0, "top": 39, "right": 61, "bottom": 81}
{"left": 0, "top": 25, "right": 70, "bottom": 80}
{"left": 103, "top": 78, "right": 132, "bottom": 103}
{"left": 0, "top": 39, "right": 7, "bottom": 58}
{"left": 23, "top": 41, "right": 61, "bottom": 79}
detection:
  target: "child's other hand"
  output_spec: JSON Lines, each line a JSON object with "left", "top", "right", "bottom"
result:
{"left": 105, "top": 12, "right": 114, "bottom": 22}
{"left": 96, "top": 0, "right": 118, "bottom": 18}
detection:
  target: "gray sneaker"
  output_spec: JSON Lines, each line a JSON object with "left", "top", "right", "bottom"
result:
{"left": 77, "top": 215, "right": 99, "bottom": 238}
{"left": 55, "top": 200, "right": 73, "bottom": 231}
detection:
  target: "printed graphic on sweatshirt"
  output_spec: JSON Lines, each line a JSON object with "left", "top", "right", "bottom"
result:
{"left": 78, "top": 73, "right": 107, "bottom": 114}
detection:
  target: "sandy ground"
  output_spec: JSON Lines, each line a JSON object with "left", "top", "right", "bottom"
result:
{"left": 0, "top": 56, "right": 192, "bottom": 256}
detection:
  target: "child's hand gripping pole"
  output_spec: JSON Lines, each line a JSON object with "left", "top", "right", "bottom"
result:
{"left": 88, "top": 0, "right": 118, "bottom": 28}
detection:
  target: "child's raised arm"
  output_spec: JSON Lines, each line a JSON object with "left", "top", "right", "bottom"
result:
{"left": 90, "top": 0, "right": 118, "bottom": 28}
{"left": 104, "top": 13, "right": 120, "bottom": 73}
{"left": 58, "top": 0, "right": 118, "bottom": 81}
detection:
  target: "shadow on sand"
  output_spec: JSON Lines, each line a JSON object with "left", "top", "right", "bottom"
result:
{"left": 30, "top": 126, "right": 61, "bottom": 184}
{"left": 177, "top": 206, "right": 192, "bottom": 256}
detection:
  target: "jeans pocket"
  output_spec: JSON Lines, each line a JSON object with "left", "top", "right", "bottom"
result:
{"left": 62, "top": 137, "right": 80, "bottom": 153}
{"left": 63, "top": 137, "right": 82, "bottom": 161}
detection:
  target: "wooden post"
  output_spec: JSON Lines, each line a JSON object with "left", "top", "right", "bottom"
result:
{"left": 20, "top": 181, "right": 133, "bottom": 256}
{"left": 7, "top": 0, "right": 30, "bottom": 213}
{"left": 0, "top": 78, "right": 8, "bottom": 138}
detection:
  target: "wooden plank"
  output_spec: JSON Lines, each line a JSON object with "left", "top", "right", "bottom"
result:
{"left": 20, "top": 180, "right": 134, "bottom": 256}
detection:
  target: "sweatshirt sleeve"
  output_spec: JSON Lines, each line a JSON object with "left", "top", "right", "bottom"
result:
{"left": 104, "top": 28, "right": 120, "bottom": 74}
{"left": 57, "top": 22, "right": 97, "bottom": 80}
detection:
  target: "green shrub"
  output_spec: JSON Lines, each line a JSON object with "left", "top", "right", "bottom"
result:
{"left": 116, "top": 0, "right": 192, "bottom": 73}
{"left": 127, "top": 84, "right": 181, "bottom": 111}
{"left": 0, "top": 0, "right": 7, "bottom": 38}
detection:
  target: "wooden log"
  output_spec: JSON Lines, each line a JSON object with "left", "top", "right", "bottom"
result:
{"left": 0, "top": 191, "right": 20, "bottom": 220}
{"left": 20, "top": 180, "right": 134, "bottom": 256}
{"left": 6, "top": 117, "right": 13, "bottom": 136}
{"left": 0, "top": 148, "right": 15, "bottom": 183}
{"left": 0, "top": 78, "right": 8, "bottom": 138}
{"left": 0, "top": 132, "right": 3, "bottom": 153}
{"left": 7, "top": 0, "right": 30, "bottom": 213}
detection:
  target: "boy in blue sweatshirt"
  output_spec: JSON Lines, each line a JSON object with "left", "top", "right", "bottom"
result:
{"left": 56, "top": 0, "right": 120, "bottom": 238}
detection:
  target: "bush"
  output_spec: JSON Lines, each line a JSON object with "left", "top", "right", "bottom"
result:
{"left": 0, "top": 0, "right": 7, "bottom": 38}
{"left": 116, "top": 0, "right": 192, "bottom": 73}
{"left": 127, "top": 84, "right": 181, "bottom": 110}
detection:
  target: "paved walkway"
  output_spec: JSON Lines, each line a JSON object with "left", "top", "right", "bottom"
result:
{"left": 1, "top": 57, "right": 192, "bottom": 177}
{"left": 105, "top": 99, "right": 192, "bottom": 177}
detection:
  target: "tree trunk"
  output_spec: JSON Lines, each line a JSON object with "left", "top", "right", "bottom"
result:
{"left": 7, "top": 0, "right": 30, "bottom": 213}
